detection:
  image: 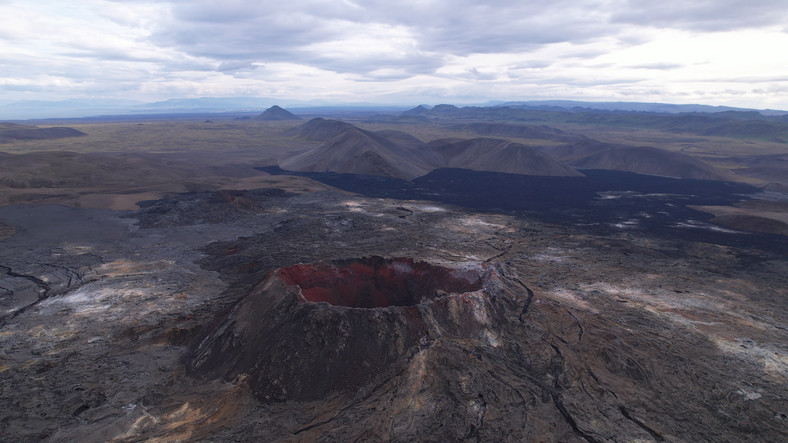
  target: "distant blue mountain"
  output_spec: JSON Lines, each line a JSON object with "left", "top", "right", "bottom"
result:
{"left": 496, "top": 100, "right": 788, "bottom": 116}
{"left": 0, "top": 98, "right": 144, "bottom": 119}
{"left": 1, "top": 96, "right": 785, "bottom": 121}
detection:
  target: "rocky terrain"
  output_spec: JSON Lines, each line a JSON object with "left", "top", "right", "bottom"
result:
{"left": 1, "top": 185, "right": 787, "bottom": 441}
{"left": 1, "top": 110, "right": 788, "bottom": 441}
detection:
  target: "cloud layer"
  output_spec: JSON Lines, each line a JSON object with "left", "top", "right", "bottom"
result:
{"left": 1, "top": 0, "right": 787, "bottom": 109}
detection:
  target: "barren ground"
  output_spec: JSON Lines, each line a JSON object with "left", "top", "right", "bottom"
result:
{"left": 1, "top": 116, "right": 787, "bottom": 441}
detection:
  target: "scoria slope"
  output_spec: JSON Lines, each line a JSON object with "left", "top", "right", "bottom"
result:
{"left": 568, "top": 145, "right": 731, "bottom": 180}
{"left": 430, "top": 137, "right": 584, "bottom": 176}
{"left": 284, "top": 117, "right": 355, "bottom": 141}
{"left": 279, "top": 126, "right": 440, "bottom": 180}
{"left": 454, "top": 122, "right": 583, "bottom": 144}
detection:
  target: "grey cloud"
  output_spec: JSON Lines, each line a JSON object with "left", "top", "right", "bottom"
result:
{"left": 533, "top": 76, "right": 644, "bottom": 87}
{"left": 149, "top": 0, "right": 621, "bottom": 78}
{"left": 302, "top": 50, "right": 446, "bottom": 77}
{"left": 432, "top": 67, "right": 499, "bottom": 82}
{"left": 0, "top": 84, "right": 48, "bottom": 92}
{"left": 510, "top": 61, "right": 554, "bottom": 70}
{"left": 410, "top": 4, "right": 611, "bottom": 54}
{"left": 60, "top": 48, "right": 163, "bottom": 63}
{"left": 14, "top": 0, "right": 783, "bottom": 107}
{"left": 217, "top": 60, "right": 258, "bottom": 72}
{"left": 627, "top": 62, "right": 684, "bottom": 70}
{"left": 161, "top": 60, "right": 226, "bottom": 72}
{"left": 617, "top": 88, "right": 665, "bottom": 96}
{"left": 352, "top": 71, "right": 420, "bottom": 82}
{"left": 153, "top": 17, "right": 329, "bottom": 61}
{"left": 688, "top": 75, "right": 788, "bottom": 83}
{"left": 153, "top": 5, "right": 447, "bottom": 76}
{"left": 466, "top": 68, "right": 498, "bottom": 81}
{"left": 611, "top": 0, "right": 788, "bottom": 31}
{"left": 0, "top": 28, "right": 17, "bottom": 40}
{"left": 383, "top": 0, "right": 624, "bottom": 54}
{"left": 764, "top": 85, "right": 788, "bottom": 93}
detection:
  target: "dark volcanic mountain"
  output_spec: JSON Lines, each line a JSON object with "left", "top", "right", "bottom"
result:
{"left": 567, "top": 145, "right": 730, "bottom": 180}
{"left": 284, "top": 117, "right": 355, "bottom": 141}
{"left": 431, "top": 104, "right": 460, "bottom": 113}
{"left": 280, "top": 126, "right": 441, "bottom": 179}
{"left": 0, "top": 122, "right": 86, "bottom": 143}
{"left": 402, "top": 104, "right": 459, "bottom": 117}
{"left": 282, "top": 117, "right": 736, "bottom": 182}
{"left": 373, "top": 129, "right": 430, "bottom": 147}
{"left": 429, "top": 138, "right": 583, "bottom": 177}
{"left": 730, "top": 154, "right": 788, "bottom": 187}
{"left": 255, "top": 105, "right": 301, "bottom": 121}
{"left": 538, "top": 139, "right": 625, "bottom": 162}
{"left": 400, "top": 104, "right": 431, "bottom": 116}
{"left": 280, "top": 125, "right": 581, "bottom": 179}
{"left": 455, "top": 122, "right": 583, "bottom": 143}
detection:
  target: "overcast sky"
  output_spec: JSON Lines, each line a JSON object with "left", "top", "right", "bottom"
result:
{"left": 2, "top": 0, "right": 788, "bottom": 109}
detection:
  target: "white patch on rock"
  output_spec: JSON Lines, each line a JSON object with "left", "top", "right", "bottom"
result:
{"left": 483, "top": 329, "right": 501, "bottom": 348}
{"left": 738, "top": 389, "right": 762, "bottom": 400}
{"left": 416, "top": 205, "right": 445, "bottom": 212}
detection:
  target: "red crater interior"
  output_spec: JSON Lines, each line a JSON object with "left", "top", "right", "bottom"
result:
{"left": 278, "top": 257, "right": 483, "bottom": 308}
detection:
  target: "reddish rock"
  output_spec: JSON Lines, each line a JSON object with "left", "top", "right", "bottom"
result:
{"left": 279, "top": 257, "right": 483, "bottom": 308}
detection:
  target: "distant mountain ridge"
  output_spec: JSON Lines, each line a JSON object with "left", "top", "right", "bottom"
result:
{"left": 2, "top": 96, "right": 785, "bottom": 120}
{"left": 401, "top": 105, "right": 788, "bottom": 143}
{"left": 494, "top": 100, "right": 788, "bottom": 115}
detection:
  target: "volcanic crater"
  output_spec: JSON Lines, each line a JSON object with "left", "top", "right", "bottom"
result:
{"left": 279, "top": 256, "right": 485, "bottom": 308}
{"left": 187, "top": 256, "right": 503, "bottom": 402}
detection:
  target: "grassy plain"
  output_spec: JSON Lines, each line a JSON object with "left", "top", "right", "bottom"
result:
{"left": 0, "top": 118, "right": 332, "bottom": 209}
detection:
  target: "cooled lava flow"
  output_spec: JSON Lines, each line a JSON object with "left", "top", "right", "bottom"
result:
{"left": 278, "top": 257, "right": 483, "bottom": 308}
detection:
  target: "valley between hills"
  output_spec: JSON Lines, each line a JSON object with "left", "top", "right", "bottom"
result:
{"left": 1, "top": 105, "right": 787, "bottom": 441}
